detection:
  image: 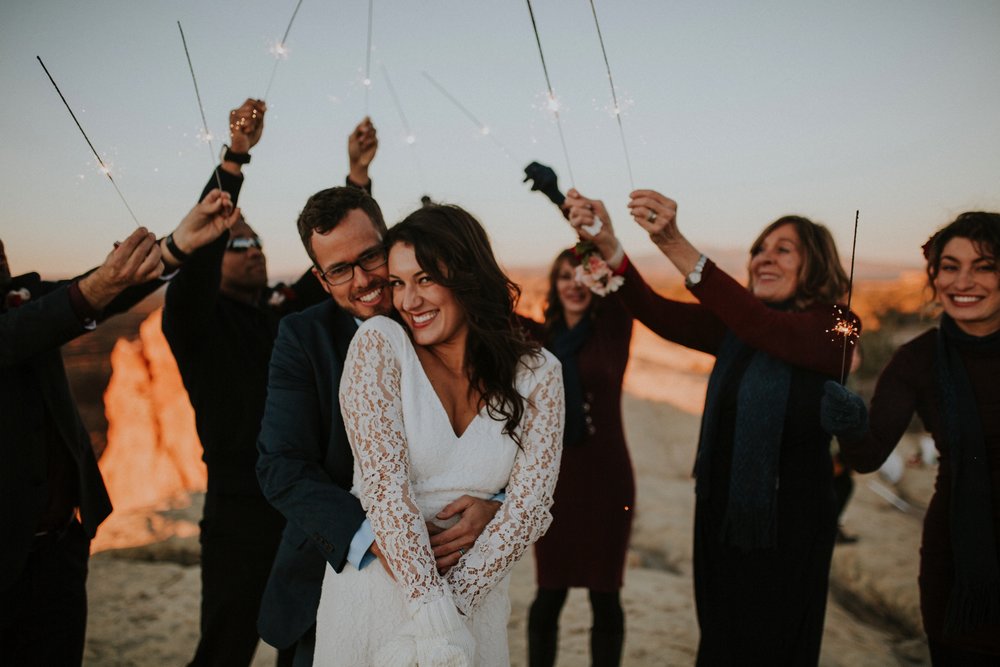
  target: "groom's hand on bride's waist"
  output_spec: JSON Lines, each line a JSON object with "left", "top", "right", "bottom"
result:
{"left": 429, "top": 495, "right": 503, "bottom": 574}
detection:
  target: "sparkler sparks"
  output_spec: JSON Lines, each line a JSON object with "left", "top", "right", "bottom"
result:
{"left": 525, "top": 0, "right": 574, "bottom": 187}
{"left": 36, "top": 56, "right": 141, "bottom": 227}
{"left": 177, "top": 22, "right": 224, "bottom": 194}
{"left": 267, "top": 40, "right": 290, "bottom": 59}
{"left": 263, "top": 0, "right": 304, "bottom": 100}
{"left": 589, "top": 0, "right": 635, "bottom": 189}
{"left": 834, "top": 211, "right": 861, "bottom": 384}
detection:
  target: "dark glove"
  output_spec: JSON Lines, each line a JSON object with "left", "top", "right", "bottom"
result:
{"left": 821, "top": 380, "right": 869, "bottom": 440}
{"left": 523, "top": 161, "right": 565, "bottom": 206}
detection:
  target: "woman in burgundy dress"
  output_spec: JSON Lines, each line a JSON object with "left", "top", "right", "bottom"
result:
{"left": 823, "top": 212, "right": 1000, "bottom": 664}
{"left": 565, "top": 188, "right": 857, "bottom": 665}
{"left": 522, "top": 247, "right": 634, "bottom": 667}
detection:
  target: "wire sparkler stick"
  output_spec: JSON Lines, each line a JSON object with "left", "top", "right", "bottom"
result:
{"left": 525, "top": 0, "right": 575, "bottom": 188}
{"left": 36, "top": 56, "right": 141, "bottom": 227}
{"left": 589, "top": 0, "right": 634, "bottom": 190}
{"left": 364, "top": 0, "right": 375, "bottom": 115}
{"left": 177, "top": 21, "right": 223, "bottom": 194}
{"left": 838, "top": 210, "right": 860, "bottom": 384}
{"left": 420, "top": 71, "right": 520, "bottom": 164}
{"left": 381, "top": 63, "right": 427, "bottom": 196}
{"left": 263, "top": 0, "right": 305, "bottom": 101}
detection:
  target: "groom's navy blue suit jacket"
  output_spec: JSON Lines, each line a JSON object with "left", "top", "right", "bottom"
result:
{"left": 255, "top": 298, "right": 368, "bottom": 650}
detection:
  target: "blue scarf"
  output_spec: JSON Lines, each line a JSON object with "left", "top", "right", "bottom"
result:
{"left": 695, "top": 331, "right": 792, "bottom": 550}
{"left": 549, "top": 316, "right": 592, "bottom": 447}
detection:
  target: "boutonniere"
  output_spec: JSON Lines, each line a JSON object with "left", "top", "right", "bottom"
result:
{"left": 267, "top": 285, "right": 294, "bottom": 309}
{"left": 4, "top": 287, "right": 31, "bottom": 308}
{"left": 573, "top": 242, "right": 623, "bottom": 296}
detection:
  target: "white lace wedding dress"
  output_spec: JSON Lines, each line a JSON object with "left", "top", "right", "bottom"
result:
{"left": 312, "top": 316, "right": 564, "bottom": 666}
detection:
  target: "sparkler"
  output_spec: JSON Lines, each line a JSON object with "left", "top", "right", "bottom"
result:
{"left": 364, "top": 0, "right": 375, "bottom": 115}
{"left": 421, "top": 71, "right": 520, "bottom": 164}
{"left": 381, "top": 63, "right": 427, "bottom": 196}
{"left": 525, "top": 0, "right": 575, "bottom": 187}
{"left": 263, "top": 0, "right": 304, "bottom": 101}
{"left": 832, "top": 210, "right": 861, "bottom": 384}
{"left": 36, "top": 56, "right": 141, "bottom": 227}
{"left": 177, "top": 21, "right": 223, "bottom": 194}
{"left": 589, "top": 0, "right": 634, "bottom": 190}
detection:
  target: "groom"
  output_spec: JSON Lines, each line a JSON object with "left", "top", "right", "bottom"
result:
{"left": 256, "top": 186, "right": 501, "bottom": 665}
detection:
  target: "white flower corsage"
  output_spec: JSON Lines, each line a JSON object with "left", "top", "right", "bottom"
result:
{"left": 573, "top": 242, "right": 624, "bottom": 296}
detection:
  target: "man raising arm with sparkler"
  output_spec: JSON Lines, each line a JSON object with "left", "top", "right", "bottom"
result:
{"left": 162, "top": 99, "right": 400, "bottom": 667}
{"left": 0, "top": 191, "right": 239, "bottom": 666}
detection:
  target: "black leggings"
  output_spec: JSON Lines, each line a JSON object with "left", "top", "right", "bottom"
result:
{"left": 528, "top": 587, "right": 624, "bottom": 634}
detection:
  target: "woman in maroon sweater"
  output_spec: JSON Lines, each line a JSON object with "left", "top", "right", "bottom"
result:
{"left": 521, "top": 248, "right": 634, "bottom": 667}
{"left": 823, "top": 212, "right": 1000, "bottom": 664}
{"left": 565, "top": 188, "right": 857, "bottom": 665}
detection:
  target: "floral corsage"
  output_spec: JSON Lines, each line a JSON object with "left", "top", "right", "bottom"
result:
{"left": 573, "top": 242, "right": 624, "bottom": 296}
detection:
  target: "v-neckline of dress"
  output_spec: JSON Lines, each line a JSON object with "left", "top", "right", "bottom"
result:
{"left": 406, "top": 334, "right": 486, "bottom": 440}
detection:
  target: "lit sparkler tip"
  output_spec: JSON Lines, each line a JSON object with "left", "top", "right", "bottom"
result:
{"left": 480, "top": 126, "right": 491, "bottom": 136}
{"left": 362, "top": 77, "right": 372, "bottom": 88}
{"left": 545, "top": 93, "right": 561, "bottom": 113}
{"left": 196, "top": 128, "right": 214, "bottom": 144}
{"left": 268, "top": 40, "right": 290, "bottom": 59}
{"left": 405, "top": 134, "right": 416, "bottom": 145}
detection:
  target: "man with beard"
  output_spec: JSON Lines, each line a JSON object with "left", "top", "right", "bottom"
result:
{"left": 161, "top": 99, "right": 378, "bottom": 666}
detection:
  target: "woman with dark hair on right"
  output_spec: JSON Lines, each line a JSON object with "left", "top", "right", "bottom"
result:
{"left": 565, "top": 188, "right": 858, "bottom": 665}
{"left": 823, "top": 212, "right": 1000, "bottom": 665}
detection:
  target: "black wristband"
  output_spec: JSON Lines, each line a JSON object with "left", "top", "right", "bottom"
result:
{"left": 165, "top": 233, "right": 190, "bottom": 263}
{"left": 221, "top": 144, "right": 251, "bottom": 165}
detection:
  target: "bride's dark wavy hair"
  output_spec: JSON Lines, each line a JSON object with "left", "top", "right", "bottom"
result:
{"left": 384, "top": 204, "right": 541, "bottom": 445}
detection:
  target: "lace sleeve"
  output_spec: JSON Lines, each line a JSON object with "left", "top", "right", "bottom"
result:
{"left": 339, "top": 324, "right": 447, "bottom": 608}
{"left": 446, "top": 354, "right": 565, "bottom": 614}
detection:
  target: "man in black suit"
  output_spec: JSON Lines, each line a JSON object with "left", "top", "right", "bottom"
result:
{"left": 0, "top": 192, "right": 238, "bottom": 665}
{"left": 161, "top": 101, "right": 382, "bottom": 666}
{"left": 256, "top": 187, "right": 503, "bottom": 665}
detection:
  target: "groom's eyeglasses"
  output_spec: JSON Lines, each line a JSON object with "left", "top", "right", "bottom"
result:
{"left": 317, "top": 248, "right": 388, "bottom": 286}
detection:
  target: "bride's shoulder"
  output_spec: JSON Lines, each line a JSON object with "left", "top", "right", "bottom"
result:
{"left": 353, "top": 316, "right": 411, "bottom": 353}
{"left": 516, "top": 347, "right": 562, "bottom": 392}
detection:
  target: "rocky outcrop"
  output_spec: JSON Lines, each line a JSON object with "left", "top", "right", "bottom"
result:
{"left": 95, "top": 308, "right": 205, "bottom": 551}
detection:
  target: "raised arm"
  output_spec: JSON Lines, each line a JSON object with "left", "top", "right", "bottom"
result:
{"left": 446, "top": 355, "right": 564, "bottom": 615}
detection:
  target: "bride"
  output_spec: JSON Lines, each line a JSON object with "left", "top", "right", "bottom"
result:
{"left": 313, "top": 204, "right": 565, "bottom": 665}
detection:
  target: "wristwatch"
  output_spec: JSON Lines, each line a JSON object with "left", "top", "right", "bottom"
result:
{"left": 221, "top": 144, "right": 251, "bottom": 164}
{"left": 685, "top": 254, "right": 708, "bottom": 289}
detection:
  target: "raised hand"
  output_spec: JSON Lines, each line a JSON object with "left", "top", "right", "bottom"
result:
{"left": 628, "top": 189, "right": 679, "bottom": 246}
{"left": 564, "top": 189, "right": 623, "bottom": 262}
{"left": 228, "top": 98, "right": 266, "bottom": 153}
{"left": 78, "top": 227, "right": 163, "bottom": 310}
{"left": 820, "top": 380, "right": 869, "bottom": 440}
{"left": 167, "top": 189, "right": 241, "bottom": 262}
{"left": 348, "top": 116, "right": 378, "bottom": 178}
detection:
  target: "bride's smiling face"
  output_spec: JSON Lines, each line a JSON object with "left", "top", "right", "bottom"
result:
{"left": 388, "top": 242, "right": 468, "bottom": 348}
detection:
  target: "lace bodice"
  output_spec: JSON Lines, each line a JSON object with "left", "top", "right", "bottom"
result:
{"left": 339, "top": 316, "right": 564, "bottom": 616}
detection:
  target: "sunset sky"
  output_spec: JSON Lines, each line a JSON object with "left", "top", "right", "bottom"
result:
{"left": 2, "top": 1, "right": 998, "bottom": 280}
